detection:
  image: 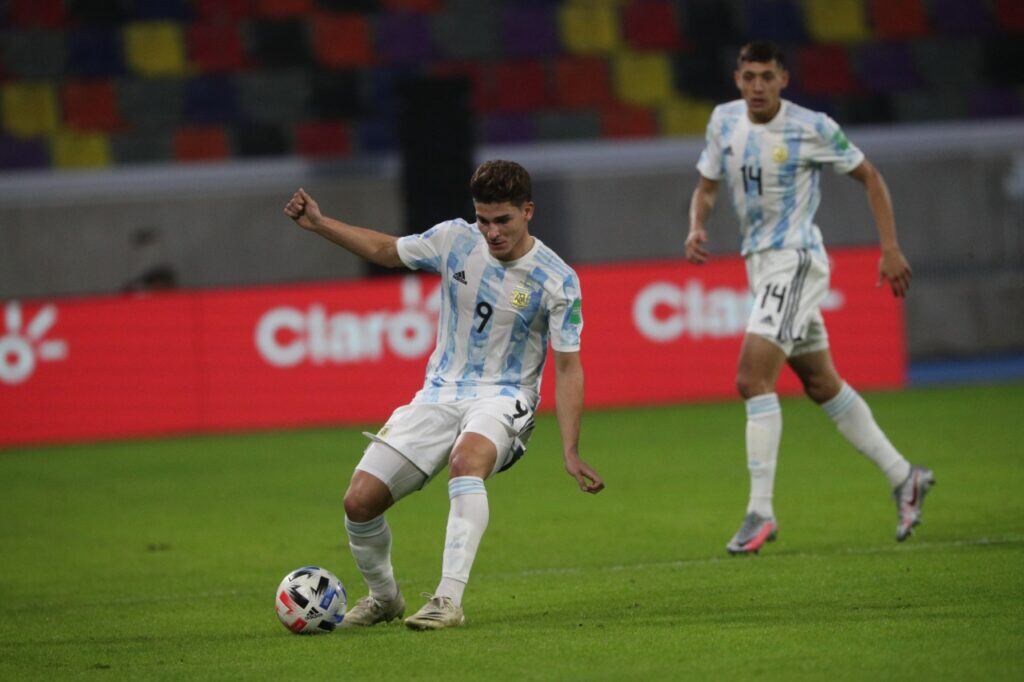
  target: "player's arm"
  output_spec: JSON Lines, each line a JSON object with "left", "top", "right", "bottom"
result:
{"left": 686, "top": 175, "right": 720, "bottom": 264}
{"left": 553, "top": 350, "right": 604, "bottom": 494}
{"left": 847, "top": 160, "right": 912, "bottom": 298}
{"left": 284, "top": 188, "right": 404, "bottom": 269}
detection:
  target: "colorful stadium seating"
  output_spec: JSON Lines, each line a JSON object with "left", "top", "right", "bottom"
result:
{"left": 0, "top": 0, "right": 1018, "bottom": 171}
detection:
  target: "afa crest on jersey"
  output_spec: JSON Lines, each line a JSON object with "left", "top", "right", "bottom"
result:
{"left": 510, "top": 287, "right": 532, "bottom": 310}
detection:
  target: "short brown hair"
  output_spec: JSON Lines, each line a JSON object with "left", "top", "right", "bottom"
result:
{"left": 469, "top": 160, "right": 532, "bottom": 206}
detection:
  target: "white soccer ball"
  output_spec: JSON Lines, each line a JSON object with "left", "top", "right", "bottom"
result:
{"left": 275, "top": 566, "right": 347, "bottom": 634}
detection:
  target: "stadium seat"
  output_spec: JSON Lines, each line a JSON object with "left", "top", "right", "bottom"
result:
{"left": 237, "top": 69, "right": 310, "bottom": 125}
{"left": 181, "top": 76, "right": 237, "bottom": 125}
{"left": 52, "top": 128, "right": 111, "bottom": 169}
{"left": 234, "top": 122, "right": 290, "bottom": 157}
{"left": 193, "top": 0, "right": 255, "bottom": 22}
{"left": 796, "top": 45, "right": 858, "bottom": 96}
{"left": 837, "top": 93, "right": 892, "bottom": 124}
{"left": 553, "top": 56, "right": 615, "bottom": 109}
{"left": 868, "top": 0, "right": 928, "bottom": 40}
{"left": 256, "top": 0, "right": 314, "bottom": 18}
{"left": 131, "top": 0, "right": 192, "bottom": 21}
{"left": 294, "top": 120, "right": 351, "bottom": 158}
{"left": 173, "top": 125, "right": 230, "bottom": 161}
{"left": 188, "top": 23, "right": 247, "bottom": 73}
{"left": 600, "top": 103, "right": 657, "bottom": 139}
{"left": 994, "top": 0, "right": 1024, "bottom": 32}
{"left": 613, "top": 52, "right": 676, "bottom": 107}
{"left": 7, "top": 0, "right": 67, "bottom": 28}
{"left": 484, "top": 60, "right": 549, "bottom": 114}
{"left": 2, "top": 82, "right": 58, "bottom": 137}
{"left": 67, "top": 27, "right": 125, "bottom": 77}
{"left": 62, "top": 80, "right": 121, "bottom": 132}
{"left": 673, "top": 47, "right": 734, "bottom": 101}
{"left": 356, "top": 118, "right": 397, "bottom": 153}
{"left": 431, "top": 7, "right": 501, "bottom": 61}
{"left": 983, "top": 37, "right": 1024, "bottom": 87}
{"left": 742, "top": 0, "right": 806, "bottom": 44}
{"left": 480, "top": 113, "right": 537, "bottom": 145}
{"left": 118, "top": 78, "right": 184, "bottom": 131}
{"left": 124, "top": 22, "right": 188, "bottom": 76}
{"left": 246, "top": 19, "right": 310, "bottom": 68}
{"left": 430, "top": 61, "right": 486, "bottom": 112}
{"left": 375, "top": 13, "right": 436, "bottom": 64}
{"left": 660, "top": 95, "right": 714, "bottom": 137}
{"left": 929, "top": 0, "right": 993, "bottom": 36}
{"left": 308, "top": 69, "right": 364, "bottom": 119}
{"left": 968, "top": 88, "right": 1023, "bottom": 119}
{"left": 535, "top": 109, "right": 602, "bottom": 141}
{"left": 803, "top": 0, "right": 869, "bottom": 44}
{"left": 893, "top": 89, "right": 967, "bottom": 121}
{"left": 679, "top": 0, "right": 741, "bottom": 47}
{"left": 1, "top": 29, "right": 66, "bottom": 79}
{"left": 502, "top": 4, "right": 560, "bottom": 58}
{"left": 622, "top": 0, "right": 683, "bottom": 50}
{"left": 66, "top": 0, "right": 127, "bottom": 25}
{"left": 0, "top": 134, "right": 49, "bottom": 170}
{"left": 382, "top": 0, "right": 443, "bottom": 11}
{"left": 854, "top": 42, "right": 920, "bottom": 93}
{"left": 558, "top": 2, "right": 620, "bottom": 54}
{"left": 312, "top": 12, "right": 373, "bottom": 68}
{"left": 318, "top": 0, "right": 379, "bottom": 11}
{"left": 110, "top": 129, "right": 173, "bottom": 164}
{"left": 913, "top": 39, "right": 982, "bottom": 88}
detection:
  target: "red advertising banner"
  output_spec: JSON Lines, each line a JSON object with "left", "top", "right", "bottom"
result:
{"left": 0, "top": 248, "right": 903, "bottom": 448}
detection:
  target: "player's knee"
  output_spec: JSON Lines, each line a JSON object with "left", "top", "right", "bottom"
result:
{"left": 736, "top": 371, "right": 767, "bottom": 400}
{"left": 343, "top": 486, "right": 384, "bottom": 523}
{"left": 802, "top": 373, "right": 842, "bottom": 404}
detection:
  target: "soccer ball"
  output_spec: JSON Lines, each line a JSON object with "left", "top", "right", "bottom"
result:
{"left": 275, "top": 566, "right": 347, "bottom": 634}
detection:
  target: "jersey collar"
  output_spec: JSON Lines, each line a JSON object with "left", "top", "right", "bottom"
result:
{"left": 483, "top": 235, "right": 543, "bottom": 268}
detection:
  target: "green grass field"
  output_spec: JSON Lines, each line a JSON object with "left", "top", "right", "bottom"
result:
{"left": 2, "top": 384, "right": 1022, "bottom": 680}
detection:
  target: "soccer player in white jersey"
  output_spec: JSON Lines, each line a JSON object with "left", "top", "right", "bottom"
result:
{"left": 685, "top": 41, "right": 934, "bottom": 555}
{"left": 284, "top": 160, "right": 604, "bottom": 629}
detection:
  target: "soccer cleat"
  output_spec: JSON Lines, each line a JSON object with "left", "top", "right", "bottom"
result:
{"left": 404, "top": 594, "right": 465, "bottom": 631}
{"left": 726, "top": 512, "right": 778, "bottom": 555}
{"left": 339, "top": 591, "right": 406, "bottom": 628}
{"left": 893, "top": 465, "right": 935, "bottom": 542}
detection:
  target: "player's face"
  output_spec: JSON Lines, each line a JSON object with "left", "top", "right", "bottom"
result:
{"left": 734, "top": 60, "right": 788, "bottom": 123}
{"left": 475, "top": 201, "right": 535, "bottom": 261}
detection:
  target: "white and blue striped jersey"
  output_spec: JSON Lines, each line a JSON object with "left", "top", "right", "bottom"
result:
{"left": 396, "top": 219, "right": 583, "bottom": 408}
{"left": 696, "top": 99, "right": 865, "bottom": 257}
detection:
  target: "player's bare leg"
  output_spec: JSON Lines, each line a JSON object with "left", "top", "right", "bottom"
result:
{"left": 341, "top": 469, "right": 406, "bottom": 627}
{"left": 728, "top": 334, "right": 786, "bottom": 555}
{"left": 406, "top": 433, "right": 496, "bottom": 630}
{"left": 788, "top": 349, "right": 934, "bottom": 540}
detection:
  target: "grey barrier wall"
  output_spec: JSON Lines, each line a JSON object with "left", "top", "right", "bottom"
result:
{"left": 1, "top": 119, "right": 1022, "bottom": 360}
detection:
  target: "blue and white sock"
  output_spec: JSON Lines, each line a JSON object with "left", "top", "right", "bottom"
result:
{"left": 345, "top": 515, "right": 398, "bottom": 601}
{"left": 436, "top": 476, "right": 489, "bottom": 607}
{"left": 746, "top": 393, "right": 782, "bottom": 518}
{"left": 822, "top": 383, "right": 911, "bottom": 488}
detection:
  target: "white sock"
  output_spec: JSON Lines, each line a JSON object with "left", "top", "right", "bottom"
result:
{"left": 822, "top": 383, "right": 911, "bottom": 488}
{"left": 344, "top": 515, "right": 398, "bottom": 601}
{"left": 745, "top": 393, "right": 782, "bottom": 518}
{"left": 436, "top": 476, "right": 488, "bottom": 607}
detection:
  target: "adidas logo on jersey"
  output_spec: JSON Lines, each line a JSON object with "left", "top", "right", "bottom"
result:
{"left": 760, "top": 315, "right": 775, "bottom": 326}
{"left": 453, "top": 270, "right": 467, "bottom": 284}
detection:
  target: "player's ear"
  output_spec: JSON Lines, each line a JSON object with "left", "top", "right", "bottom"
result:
{"left": 522, "top": 201, "right": 534, "bottom": 221}
{"left": 779, "top": 67, "right": 790, "bottom": 89}
{"left": 733, "top": 69, "right": 743, "bottom": 91}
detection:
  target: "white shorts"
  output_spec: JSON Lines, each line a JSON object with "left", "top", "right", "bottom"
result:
{"left": 745, "top": 248, "right": 830, "bottom": 357}
{"left": 359, "top": 396, "right": 536, "bottom": 483}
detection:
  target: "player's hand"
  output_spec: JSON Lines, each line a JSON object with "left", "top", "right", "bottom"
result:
{"left": 877, "top": 247, "right": 911, "bottom": 298}
{"left": 685, "top": 227, "right": 709, "bottom": 264}
{"left": 565, "top": 457, "right": 604, "bottom": 494}
{"left": 284, "top": 188, "right": 322, "bottom": 231}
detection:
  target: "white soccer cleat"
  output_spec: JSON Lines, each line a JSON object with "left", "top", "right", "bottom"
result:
{"left": 404, "top": 594, "right": 465, "bottom": 631}
{"left": 894, "top": 465, "right": 935, "bottom": 542}
{"left": 339, "top": 591, "right": 405, "bottom": 627}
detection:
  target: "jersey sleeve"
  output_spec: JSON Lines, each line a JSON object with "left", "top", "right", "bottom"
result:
{"left": 395, "top": 221, "right": 454, "bottom": 273}
{"left": 807, "top": 114, "right": 865, "bottom": 174}
{"left": 696, "top": 108, "right": 724, "bottom": 181}
{"left": 547, "top": 271, "right": 583, "bottom": 353}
